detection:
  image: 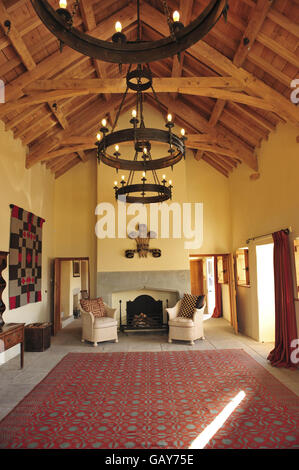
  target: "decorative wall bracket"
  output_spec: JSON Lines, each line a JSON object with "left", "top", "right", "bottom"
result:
{"left": 125, "top": 224, "right": 161, "bottom": 258}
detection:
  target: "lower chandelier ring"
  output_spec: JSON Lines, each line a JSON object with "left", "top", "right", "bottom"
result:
{"left": 115, "top": 183, "right": 172, "bottom": 204}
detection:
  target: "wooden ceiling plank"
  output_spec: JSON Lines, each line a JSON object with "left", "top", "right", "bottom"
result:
{"left": 248, "top": 52, "right": 294, "bottom": 87}
{"left": 26, "top": 95, "right": 122, "bottom": 168}
{"left": 267, "top": 9, "right": 299, "bottom": 37}
{"left": 3, "top": 3, "right": 137, "bottom": 102}
{"left": 233, "top": 0, "right": 274, "bottom": 68}
{"left": 141, "top": 2, "right": 299, "bottom": 127}
{"left": 256, "top": 32, "right": 299, "bottom": 68}
{"left": 229, "top": 102, "right": 276, "bottom": 132}
{"left": 161, "top": 94, "right": 258, "bottom": 170}
{"left": 190, "top": 41, "right": 299, "bottom": 127}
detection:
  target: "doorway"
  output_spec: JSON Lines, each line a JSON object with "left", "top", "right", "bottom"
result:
{"left": 256, "top": 243, "right": 275, "bottom": 342}
{"left": 53, "top": 257, "right": 90, "bottom": 335}
{"left": 189, "top": 254, "right": 238, "bottom": 333}
{"left": 206, "top": 257, "right": 216, "bottom": 316}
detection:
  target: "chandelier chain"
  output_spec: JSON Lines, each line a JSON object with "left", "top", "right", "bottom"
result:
{"left": 111, "top": 65, "right": 132, "bottom": 132}
{"left": 160, "top": 0, "right": 176, "bottom": 40}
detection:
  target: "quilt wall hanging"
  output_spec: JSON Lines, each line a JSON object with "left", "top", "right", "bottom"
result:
{"left": 9, "top": 205, "right": 45, "bottom": 310}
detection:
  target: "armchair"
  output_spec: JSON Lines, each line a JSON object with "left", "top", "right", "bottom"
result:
{"left": 166, "top": 300, "right": 205, "bottom": 345}
{"left": 80, "top": 301, "right": 118, "bottom": 346}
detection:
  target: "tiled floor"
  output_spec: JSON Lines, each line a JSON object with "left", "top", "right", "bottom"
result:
{"left": 0, "top": 317, "right": 298, "bottom": 421}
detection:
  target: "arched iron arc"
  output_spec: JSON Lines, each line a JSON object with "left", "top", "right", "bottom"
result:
{"left": 30, "top": 0, "right": 228, "bottom": 64}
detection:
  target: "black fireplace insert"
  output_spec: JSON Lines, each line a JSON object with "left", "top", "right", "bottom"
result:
{"left": 126, "top": 294, "right": 164, "bottom": 330}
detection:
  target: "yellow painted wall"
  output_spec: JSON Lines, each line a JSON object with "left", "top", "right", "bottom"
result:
{"left": 229, "top": 123, "right": 299, "bottom": 340}
{"left": 0, "top": 122, "right": 55, "bottom": 362}
{"left": 97, "top": 104, "right": 232, "bottom": 273}
{"left": 54, "top": 157, "right": 97, "bottom": 297}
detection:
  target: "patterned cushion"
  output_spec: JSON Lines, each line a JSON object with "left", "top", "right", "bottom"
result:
{"left": 196, "top": 295, "right": 205, "bottom": 309}
{"left": 80, "top": 298, "right": 106, "bottom": 318}
{"left": 178, "top": 294, "right": 204, "bottom": 319}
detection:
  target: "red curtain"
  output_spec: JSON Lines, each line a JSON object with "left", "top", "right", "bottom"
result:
{"left": 268, "top": 230, "right": 298, "bottom": 368}
{"left": 212, "top": 256, "right": 222, "bottom": 318}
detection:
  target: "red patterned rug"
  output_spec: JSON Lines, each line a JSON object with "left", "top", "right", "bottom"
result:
{"left": 0, "top": 350, "right": 298, "bottom": 449}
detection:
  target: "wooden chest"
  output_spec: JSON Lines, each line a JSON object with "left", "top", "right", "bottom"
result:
{"left": 24, "top": 322, "right": 51, "bottom": 352}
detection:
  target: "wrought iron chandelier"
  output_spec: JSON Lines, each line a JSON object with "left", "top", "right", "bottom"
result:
{"left": 31, "top": 0, "right": 229, "bottom": 64}
{"left": 95, "top": 63, "right": 186, "bottom": 204}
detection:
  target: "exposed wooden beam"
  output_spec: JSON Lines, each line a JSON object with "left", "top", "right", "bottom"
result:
{"left": 190, "top": 41, "right": 299, "bottom": 127}
{"left": 2, "top": 3, "right": 137, "bottom": 103}
{"left": 141, "top": 2, "right": 299, "bottom": 127}
{"left": 23, "top": 76, "right": 242, "bottom": 93}
{"left": 233, "top": 0, "right": 274, "bottom": 68}
{"left": 26, "top": 95, "right": 122, "bottom": 168}
{"left": 159, "top": 95, "right": 258, "bottom": 171}
{"left": 0, "top": 0, "right": 36, "bottom": 70}
{"left": 194, "top": 150, "right": 204, "bottom": 161}
{"left": 209, "top": 99, "right": 226, "bottom": 126}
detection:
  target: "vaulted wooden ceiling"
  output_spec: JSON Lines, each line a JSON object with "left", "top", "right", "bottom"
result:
{"left": 0, "top": 0, "right": 298, "bottom": 178}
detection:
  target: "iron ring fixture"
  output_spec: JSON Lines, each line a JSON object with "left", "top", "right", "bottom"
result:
{"left": 96, "top": 128, "right": 185, "bottom": 171}
{"left": 126, "top": 68, "right": 152, "bottom": 92}
{"left": 115, "top": 183, "right": 172, "bottom": 204}
{"left": 30, "top": 0, "right": 228, "bottom": 64}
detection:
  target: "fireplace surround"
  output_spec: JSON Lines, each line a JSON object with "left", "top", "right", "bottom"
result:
{"left": 97, "top": 270, "right": 190, "bottom": 331}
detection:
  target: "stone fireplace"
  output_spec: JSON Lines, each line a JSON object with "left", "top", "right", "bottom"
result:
{"left": 97, "top": 270, "right": 190, "bottom": 329}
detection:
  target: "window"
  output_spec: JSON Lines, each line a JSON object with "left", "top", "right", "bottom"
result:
{"left": 294, "top": 240, "right": 299, "bottom": 297}
{"left": 236, "top": 248, "right": 250, "bottom": 286}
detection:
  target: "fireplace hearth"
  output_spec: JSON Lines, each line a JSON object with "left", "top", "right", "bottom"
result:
{"left": 125, "top": 294, "right": 165, "bottom": 331}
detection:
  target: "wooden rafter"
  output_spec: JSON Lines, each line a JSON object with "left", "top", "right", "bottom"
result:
{"left": 141, "top": 2, "right": 299, "bottom": 128}
{"left": 233, "top": 0, "right": 274, "bottom": 68}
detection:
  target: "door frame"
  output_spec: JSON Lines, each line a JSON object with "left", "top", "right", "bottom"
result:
{"left": 189, "top": 253, "right": 238, "bottom": 333}
{"left": 53, "top": 257, "right": 90, "bottom": 335}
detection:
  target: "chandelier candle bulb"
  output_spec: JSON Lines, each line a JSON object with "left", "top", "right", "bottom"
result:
{"left": 101, "top": 119, "right": 107, "bottom": 127}
{"left": 132, "top": 109, "right": 137, "bottom": 118}
{"left": 181, "top": 128, "right": 185, "bottom": 136}
{"left": 96, "top": 133, "right": 101, "bottom": 141}
{"left": 59, "top": 0, "right": 67, "bottom": 8}
{"left": 173, "top": 11, "right": 180, "bottom": 22}
{"left": 167, "top": 114, "right": 172, "bottom": 122}
{"left": 115, "top": 145, "right": 119, "bottom": 152}
{"left": 115, "top": 21, "right": 122, "bottom": 33}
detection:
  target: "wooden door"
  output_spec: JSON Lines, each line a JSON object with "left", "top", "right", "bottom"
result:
{"left": 227, "top": 253, "right": 238, "bottom": 334}
{"left": 190, "top": 259, "right": 204, "bottom": 295}
{"left": 53, "top": 258, "right": 62, "bottom": 335}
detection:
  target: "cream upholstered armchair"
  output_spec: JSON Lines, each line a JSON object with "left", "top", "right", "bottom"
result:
{"left": 80, "top": 299, "right": 118, "bottom": 346}
{"left": 166, "top": 297, "right": 205, "bottom": 345}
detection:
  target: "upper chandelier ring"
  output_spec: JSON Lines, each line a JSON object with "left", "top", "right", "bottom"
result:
{"left": 30, "top": 0, "right": 228, "bottom": 64}
{"left": 96, "top": 128, "right": 185, "bottom": 171}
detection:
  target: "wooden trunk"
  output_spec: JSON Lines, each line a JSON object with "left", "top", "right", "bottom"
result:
{"left": 24, "top": 322, "right": 52, "bottom": 352}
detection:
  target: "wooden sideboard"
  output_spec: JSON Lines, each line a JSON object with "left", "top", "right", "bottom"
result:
{"left": 0, "top": 323, "right": 25, "bottom": 368}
